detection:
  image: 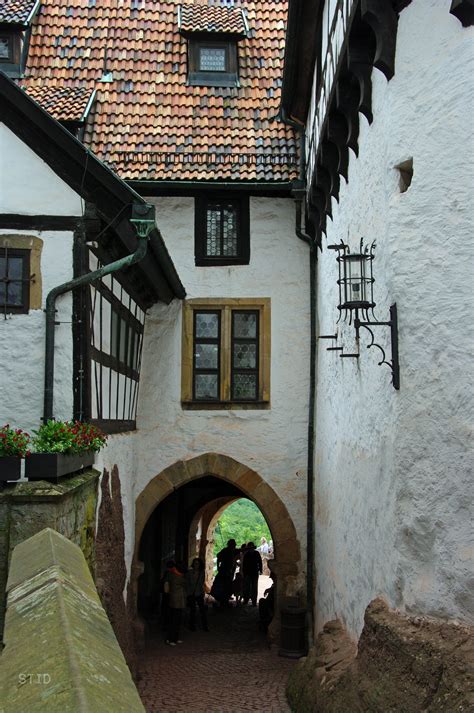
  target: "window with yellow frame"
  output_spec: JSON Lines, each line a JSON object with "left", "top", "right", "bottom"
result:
{"left": 181, "top": 298, "right": 270, "bottom": 408}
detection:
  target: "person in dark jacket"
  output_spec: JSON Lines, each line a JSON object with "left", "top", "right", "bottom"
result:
{"left": 242, "top": 541, "right": 262, "bottom": 606}
{"left": 186, "top": 557, "right": 209, "bottom": 631}
{"left": 165, "top": 561, "right": 187, "bottom": 645}
{"left": 213, "top": 538, "right": 237, "bottom": 605}
{"left": 160, "top": 559, "right": 175, "bottom": 629}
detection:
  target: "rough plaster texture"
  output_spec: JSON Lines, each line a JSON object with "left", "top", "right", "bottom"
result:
{"left": 310, "top": 0, "right": 474, "bottom": 636}
{"left": 0, "top": 123, "right": 83, "bottom": 216}
{"left": 0, "top": 528, "right": 145, "bottom": 713}
{"left": 103, "top": 197, "right": 311, "bottom": 591}
{"left": 0, "top": 228, "right": 75, "bottom": 432}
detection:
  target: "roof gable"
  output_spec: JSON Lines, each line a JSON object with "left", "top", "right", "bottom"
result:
{"left": 0, "top": 121, "right": 83, "bottom": 215}
{"left": 0, "top": 72, "right": 185, "bottom": 304}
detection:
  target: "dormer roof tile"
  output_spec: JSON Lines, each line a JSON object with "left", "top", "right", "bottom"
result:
{"left": 179, "top": 3, "right": 247, "bottom": 36}
{"left": 0, "top": 0, "right": 39, "bottom": 25}
{"left": 24, "top": 84, "right": 95, "bottom": 123}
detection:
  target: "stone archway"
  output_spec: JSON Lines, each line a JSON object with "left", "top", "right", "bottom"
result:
{"left": 132, "top": 453, "right": 302, "bottom": 631}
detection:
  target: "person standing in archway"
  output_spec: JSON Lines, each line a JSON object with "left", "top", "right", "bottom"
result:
{"left": 242, "top": 542, "right": 263, "bottom": 607}
{"left": 214, "top": 538, "right": 237, "bottom": 605}
{"left": 165, "top": 562, "right": 187, "bottom": 646}
{"left": 186, "top": 557, "right": 209, "bottom": 631}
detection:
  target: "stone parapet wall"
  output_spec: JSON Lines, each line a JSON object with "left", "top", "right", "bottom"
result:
{"left": 287, "top": 598, "right": 474, "bottom": 713}
{"left": 0, "top": 469, "right": 99, "bottom": 640}
{"left": 0, "top": 528, "right": 145, "bottom": 713}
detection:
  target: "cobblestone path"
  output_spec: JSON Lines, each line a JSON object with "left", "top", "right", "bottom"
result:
{"left": 137, "top": 597, "right": 296, "bottom": 713}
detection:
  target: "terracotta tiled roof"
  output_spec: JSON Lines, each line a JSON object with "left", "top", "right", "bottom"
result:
{"left": 179, "top": 3, "right": 247, "bottom": 36}
{"left": 0, "top": 0, "right": 38, "bottom": 25}
{"left": 22, "top": 0, "right": 298, "bottom": 183}
{"left": 24, "top": 85, "right": 95, "bottom": 123}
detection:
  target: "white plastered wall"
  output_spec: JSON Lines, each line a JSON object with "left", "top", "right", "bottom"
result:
{"left": 105, "top": 196, "right": 311, "bottom": 584}
{"left": 0, "top": 123, "right": 82, "bottom": 433}
{"left": 311, "top": 0, "right": 474, "bottom": 636}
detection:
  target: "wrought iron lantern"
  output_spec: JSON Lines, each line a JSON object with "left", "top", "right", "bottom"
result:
{"left": 323, "top": 238, "right": 400, "bottom": 390}
{"left": 333, "top": 239, "right": 375, "bottom": 315}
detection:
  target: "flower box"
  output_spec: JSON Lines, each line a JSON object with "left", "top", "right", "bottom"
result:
{"left": 0, "top": 456, "right": 21, "bottom": 482}
{"left": 25, "top": 451, "right": 95, "bottom": 481}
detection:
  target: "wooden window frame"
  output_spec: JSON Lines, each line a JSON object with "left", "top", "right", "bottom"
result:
{"left": 231, "top": 309, "right": 259, "bottom": 401}
{"left": 192, "top": 310, "right": 221, "bottom": 401}
{"left": 88, "top": 267, "right": 145, "bottom": 434}
{"left": 0, "top": 33, "right": 14, "bottom": 63}
{"left": 182, "top": 298, "right": 270, "bottom": 409}
{"left": 0, "top": 247, "right": 30, "bottom": 314}
{"left": 188, "top": 38, "right": 239, "bottom": 87}
{"left": 0, "top": 31, "right": 22, "bottom": 76}
{"left": 195, "top": 195, "right": 250, "bottom": 266}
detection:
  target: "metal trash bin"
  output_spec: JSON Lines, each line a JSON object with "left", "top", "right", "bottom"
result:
{"left": 279, "top": 605, "right": 307, "bottom": 658}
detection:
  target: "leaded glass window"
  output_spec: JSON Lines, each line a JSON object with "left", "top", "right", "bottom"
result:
{"left": 193, "top": 311, "right": 221, "bottom": 400}
{"left": 188, "top": 40, "right": 238, "bottom": 88}
{"left": 195, "top": 196, "right": 249, "bottom": 266}
{"left": 0, "top": 37, "right": 11, "bottom": 61}
{"left": 0, "top": 248, "right": 30, "bottom": 314}
{"left": 199, "top": 47, "right": 226, "bottom": 72}
{"left": 231, "top": 311, "right": 259, "bottom": 400}
{"left": 206, "top": 202, "right": 239, "bottom": 257}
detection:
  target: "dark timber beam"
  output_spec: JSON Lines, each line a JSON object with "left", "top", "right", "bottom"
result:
{"left": 450, "top": 0, "right": 474, "bottom": 26}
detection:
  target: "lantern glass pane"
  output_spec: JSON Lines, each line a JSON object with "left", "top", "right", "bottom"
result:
{"left": 342, "top": 254, "right": 368, "bottom": 306}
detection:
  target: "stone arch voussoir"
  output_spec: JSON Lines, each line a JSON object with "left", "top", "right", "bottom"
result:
{"left": 132, "top": 453, "right": 302, "bottom": 630}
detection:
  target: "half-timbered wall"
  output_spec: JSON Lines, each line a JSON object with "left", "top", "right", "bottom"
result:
{"left": 306, "top": 0, "right": 357, "bottom": 183}
{"left": 88, "top": 252, "right": 146, "bottom": 432}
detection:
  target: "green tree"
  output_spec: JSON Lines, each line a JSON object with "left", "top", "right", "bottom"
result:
{"left": 213, "top": 498, "right": 272, "bottom": 557}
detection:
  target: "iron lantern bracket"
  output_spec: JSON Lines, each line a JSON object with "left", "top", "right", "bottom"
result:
{"left": 354, "top": 303, "right": 400, "bottom": 390}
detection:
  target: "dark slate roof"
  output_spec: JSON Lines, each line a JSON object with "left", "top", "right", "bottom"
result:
{"left": 179, "top": 3, "right": 248, "bottom": 35}
{"left": 21, "top": 0, "right": 298, "bottom": 183}
{"left": 24, "top": 85, "right": 95, "bottom": 122}
{"left": 0, "top": 0, "right": 39, "bottom": 25}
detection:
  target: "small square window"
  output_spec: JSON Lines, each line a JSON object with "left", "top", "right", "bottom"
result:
{"left": 199, "top": 46, "right": 227, "bottom": 72}
{"left": 195, "top": 196, "right": 250, "bottom": 266}
{"left": 188, "top": 39, "right": 238, "bottom": 87}
{"left": 0, "top": 32, "right": 22, "bottom": 76}
{"left": 0, "top": 248, "right": 30, "bottom": 314}
{"left": 0, "top": 36, "right": 12, "bottom": 62}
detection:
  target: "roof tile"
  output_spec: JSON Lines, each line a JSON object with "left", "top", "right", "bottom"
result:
{"left": 179, "top": 3, "right": 247, "bottom": 36}
{"left": 0, "top": 0, "right": 37, "bottom": 25}
{"left": 24, "top": 83, "right": 95, "bottom": 122}
{"left": 21, "top": 0, "right": 298, "bottom": 183}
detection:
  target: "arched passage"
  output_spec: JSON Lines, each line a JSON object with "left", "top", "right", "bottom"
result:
{"left": 187, "top": 496, "right": 240, "bottom": 588}
{"left": 132, "top": 453, "right": 302, "bottom": 633}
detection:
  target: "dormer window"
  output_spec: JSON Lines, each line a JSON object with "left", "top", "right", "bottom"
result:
{"left": 0, "top": 0, "right": 41, "bottom": 77}
{"left": 0, "top": 31, "right": 21, "bottom": 73}
{"left": 179, "top": 3, "right": 248, "bottom": 88}
{"left": 0, "top": 34, "right": 13, "bottom": 61}
{"left": 189, "top": 39, "right": 238, "bottom": 87}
